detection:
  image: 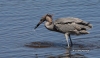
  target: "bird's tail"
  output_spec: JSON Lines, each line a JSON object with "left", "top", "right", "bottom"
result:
{"left": 79, "top": 30, "right": 89, "bottom": 34}
{"left": 77, "top": 22, "right": 92, "bottom": 30}
{"left": 88, "top": 23, "right": 92, "bottom": 29}
{"left": 84, "top": 23, "right": 92, "bottom": 30}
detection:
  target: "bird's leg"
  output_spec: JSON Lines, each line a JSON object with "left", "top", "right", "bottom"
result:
{"left": 68, "top": 34, "right": 73, "bottom": 47}
{"left": 65, "top": 33, "right": 70, "bottom": 48}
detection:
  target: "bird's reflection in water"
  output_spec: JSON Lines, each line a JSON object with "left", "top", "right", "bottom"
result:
{"left": 33, "top": 48, "right": 86, "bottom": 58}
{"left": 25, "top": 41, "right": 87, "bottom": 58}
{"left": 47, "top": 48, "right": 87, "bottom": 58}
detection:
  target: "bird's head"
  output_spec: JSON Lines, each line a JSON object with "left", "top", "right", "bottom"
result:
{"left": 34, "top": 14, "right": 53, "bottom": 29}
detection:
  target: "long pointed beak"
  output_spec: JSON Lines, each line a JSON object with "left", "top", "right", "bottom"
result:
{"left": 34, "top": 21, "right": 43, "bottom": 29}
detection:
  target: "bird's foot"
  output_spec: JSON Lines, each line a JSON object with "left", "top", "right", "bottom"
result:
{"left": 66, "top": 44, "right": 73, "bottom": 49}
{"left": 68, "top": 44, "right": 72, "bottom": 48}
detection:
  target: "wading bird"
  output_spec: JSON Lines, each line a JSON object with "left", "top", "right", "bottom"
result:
{"left": 34, "top": 14, "right": 92, "bottom": 48}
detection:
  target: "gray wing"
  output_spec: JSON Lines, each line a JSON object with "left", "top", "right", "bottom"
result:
{"left": 55, "top": 17, "right": 83, "bottom": 23}
{"left": 54, "top": 17, "right": 92, "bottom": 34}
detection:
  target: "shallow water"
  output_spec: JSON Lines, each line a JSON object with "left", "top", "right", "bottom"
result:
{"left": 0, "top": 0, "right": 100, "bottom": 58}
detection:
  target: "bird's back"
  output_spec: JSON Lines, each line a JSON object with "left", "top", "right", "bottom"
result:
{"left": 54, "top": 17, "right": 92, "bottom": 35}
{"left": 55, "top": 17, "right": 85, "bottom": 23}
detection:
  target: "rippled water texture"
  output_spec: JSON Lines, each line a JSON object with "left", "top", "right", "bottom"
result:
{"left": 0, "top": 0, "right": 100, "bottom": 58}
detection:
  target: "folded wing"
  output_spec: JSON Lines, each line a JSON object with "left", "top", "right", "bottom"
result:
{"left": 54, "top": 17, "right": 92, "bottom": 34}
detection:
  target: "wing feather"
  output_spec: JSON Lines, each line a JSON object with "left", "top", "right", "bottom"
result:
{"left": 54, "top": 17, "right": 92, "bottom": 34}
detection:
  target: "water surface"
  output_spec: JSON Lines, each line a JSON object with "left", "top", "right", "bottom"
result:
{"left": 0, "top": 0, "right": 100, "bottom": 58}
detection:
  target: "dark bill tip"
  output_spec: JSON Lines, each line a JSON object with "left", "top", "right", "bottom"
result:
{"left": 34, "top": 23, "right": 40, "bottom": 29}
{"left": 34, "top": 19, "right": 44, "bottom": 29}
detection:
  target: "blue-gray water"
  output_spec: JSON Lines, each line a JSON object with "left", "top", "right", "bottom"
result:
{"left": 0, "top": 0, "right": 100, "bottom": 58}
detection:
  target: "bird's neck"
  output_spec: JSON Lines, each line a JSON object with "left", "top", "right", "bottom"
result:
{"left": 45, "top": 16, "right": 54, "bottom": 30}
{"left": 45, "top": 21, "right": 54, "bottom": 31}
